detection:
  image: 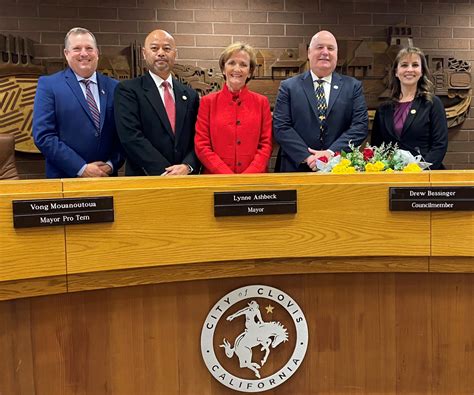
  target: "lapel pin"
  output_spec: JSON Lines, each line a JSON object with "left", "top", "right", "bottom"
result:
{"left": 182, "top": 95, "right": 187, "bottom": 101}
{"left": 333, "top": 85, "right": 339, "bottom": 90}
{"left": 101, "top": 89, "right": 105, "bottom": 95}
{"left": 410, "top": 109, "right": 416, "bottom": 114}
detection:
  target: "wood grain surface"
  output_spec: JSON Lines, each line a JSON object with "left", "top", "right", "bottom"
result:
{"left": 0, "top": 180, "right": 66, "bottom": 282}
{"left": 1, "top": 273, "right": 474, "bottom": 395}
{"left": 429, "top": 172, "right": 474, "bottom": 257}
{"left": 0, "top": 275, "right": 66, "bottom": 301}
{"left": 1, "top": 172, "right": 472, "bottom": 300}
{"left": 66, "top": 256, "right": 429, "bottom": 293}
{"left": 62, "top": 173, "right": 433, "bottom": 274}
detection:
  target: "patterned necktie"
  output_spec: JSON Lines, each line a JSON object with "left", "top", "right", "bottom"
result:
{"left": 315, "top": 79, "right": 327, "bottom": 146}
{"left": 80, "top": 79, "right": 100, "bottom": 132}
{"left": 161, "top": 81, "right": 176, "bottom": 133}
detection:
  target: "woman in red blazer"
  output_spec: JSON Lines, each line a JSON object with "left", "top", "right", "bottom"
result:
{"left": 195, "top": 43, "right": 272, "bottom": 174}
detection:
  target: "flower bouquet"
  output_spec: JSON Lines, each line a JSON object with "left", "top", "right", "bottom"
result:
{"left": 316, "top": 142, "right": 432, "bottom": 174}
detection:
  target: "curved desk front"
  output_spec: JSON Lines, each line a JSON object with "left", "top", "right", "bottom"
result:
{"left": 0, "top": 172, "right": 473, "bottom": 394}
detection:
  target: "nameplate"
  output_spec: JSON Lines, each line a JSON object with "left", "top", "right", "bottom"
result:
{"left": 12, "top": 197, "right": 114, "bottom": 228}
{"left": 214, "top": 190, "right": 297, "bottom": 217}
{"left": 389, "top": 187, "right": 474, "bottom": 211}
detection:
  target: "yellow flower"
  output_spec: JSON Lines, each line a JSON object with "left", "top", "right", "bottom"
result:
{"left": 374, "top": 161, "right": 385, "bottom": 171}
{"left": 340, "top": 158, "right": 351, "bottom": 167}
{"left": 346, "top": 166, "right": 356, "bottom": 173}
{"left": 403, "top": 163, "right": 422, "bottom": 173}
{"left": 365, "top": 161, "right": 385, "bottom": 172}
{"left": 332, "top": 163, "right": 356, "bottom": 174}
{"left": 385, "top": 168, "right": 394, "bottom": 173}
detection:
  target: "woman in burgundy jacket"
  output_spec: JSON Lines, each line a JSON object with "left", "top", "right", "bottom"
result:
{"left": 195, "top": 43, "right": 272, "bottom": 174}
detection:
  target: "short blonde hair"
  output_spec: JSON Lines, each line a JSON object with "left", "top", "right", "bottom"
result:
{"left": 218, "top": 42, "right": 257, "bottom": 83}
{"left": 64, "top": 27, "right": 97, "bottom": 50}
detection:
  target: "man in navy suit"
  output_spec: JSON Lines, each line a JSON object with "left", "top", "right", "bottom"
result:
{"left": 114, "top": 29, "right": 199, "bottom": 176}
{"left": 33, "top": 27, "right": 123, "bottom": 178}
{"left": 273, "top": 30, "right": 369, "bottom": 172}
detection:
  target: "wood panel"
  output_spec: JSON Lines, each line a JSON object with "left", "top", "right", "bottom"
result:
{"left": 430, "top": 273, "right": 474, "bottom": 394}
{"left": 430, "top": 257, "right": 474, "bottom": 272}
{"left": 0, "top": 171, "right": 472, "bottom": 300}
{"left": 429, "top": 171, "right": 474, "bottom": 257}
{"left": 0, "top": 180, "right": 66, "bottom": 283}
{"left": 66, "top": 256, "right": 429, "bottom": 293}
{"left": 395, "top": 274, "right": 432, "bottom": 393}
{"left": 1, "top": 273, "right": 474, "bottom": 395}
{"left": 0, "top": 275, "right": 66, "bottom": 301}
{"left": 62, "top": 173, "right": 432, "bottom": 275}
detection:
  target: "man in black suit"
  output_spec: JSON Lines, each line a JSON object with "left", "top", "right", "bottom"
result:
{"left": 114, "top": 29, "right": 200, "bottom": 176}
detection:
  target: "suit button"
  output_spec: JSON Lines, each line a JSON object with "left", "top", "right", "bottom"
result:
{"left": 237, "top": 140, "right": 241, "bottom": 145}
{"left": 95, "top": 133, "right": 99, "bottom": 137}
{"left": 236, "top": 120, "right": 240, "bottom": 125}
{"left": 237, "top": 162, "right": 241, "bottom": 166}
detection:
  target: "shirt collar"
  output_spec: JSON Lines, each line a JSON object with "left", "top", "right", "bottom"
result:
{"left": 310, "top": 70, "right": 332, "bottom": 85}
{"left": 148, "top": 70, "right": 173, "bottom": 89}
{"left": 74, "top": 71, "right": 98, "bottom": 84}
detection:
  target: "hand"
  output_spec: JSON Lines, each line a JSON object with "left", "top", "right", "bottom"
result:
{"left": 97, "top": 162, "right": 113, "bottom": 175}
{"left": 305, "top": 148, "right": 332, "bottom": 171}
{"left": 80, "top": 162, "right": 109, "bottom": 177}
{"left": 163, "top": 164, "right": 190, "bottom": 176}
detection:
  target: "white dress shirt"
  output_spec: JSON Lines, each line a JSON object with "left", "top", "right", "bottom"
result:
{"left": 148, "top": 70, "right": 175, "bottom": 104}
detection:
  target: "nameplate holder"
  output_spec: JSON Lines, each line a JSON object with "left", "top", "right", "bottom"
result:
{"left": 214, "top": 190, "right": 297, "bottom": 217}
{"left": 12, "top": 196, "right": 114, "bottom": 228}
{"left": 389, "top": 187, "right": 474, "bottom": 211}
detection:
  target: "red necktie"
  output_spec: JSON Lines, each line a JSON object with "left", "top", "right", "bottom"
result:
{"left": 161, "top": 81, "right": 175, "bottom": 133}
{"left": 81, "top": 79, "right": 100, "bottom": 132}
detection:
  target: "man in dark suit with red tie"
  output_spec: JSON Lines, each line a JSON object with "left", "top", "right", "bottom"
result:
{"left": 114, "top": 29, "right": 200, "bottom": 176}
{"left": 33, "top": 27, "right": 123, "bottom": 178}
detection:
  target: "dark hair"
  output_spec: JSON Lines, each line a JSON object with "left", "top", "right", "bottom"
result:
{"left": 218, "top": 42, "right": 257, "bottom": 83}
{"left": 64, "top": 27, "right": 98, "bottom": 50}
{"left": 389, "top": 47, "right": 434, "bottom": 102}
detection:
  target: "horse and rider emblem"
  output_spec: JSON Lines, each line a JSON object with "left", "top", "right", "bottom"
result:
{"left": 201, "top": 285, "right": 308, "bottom": 392}
{"left": 220, "top": 300, "right": 289, "bottom": 379}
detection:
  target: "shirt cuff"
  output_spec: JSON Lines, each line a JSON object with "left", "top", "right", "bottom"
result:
{"left": 184, "top": 163, "right": 193, "bottom": 174}
{"left": 77, "top": 164, "right": 87, "bottom": 176}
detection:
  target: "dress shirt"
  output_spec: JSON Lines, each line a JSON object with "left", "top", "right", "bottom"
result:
{"left": 74, "top": 71, "right": 101, "bottom": 112}
{"left": 148, "top": 70, "right": 175, "bottom": 104}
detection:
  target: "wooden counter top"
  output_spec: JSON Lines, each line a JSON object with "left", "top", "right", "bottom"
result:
{"left": 1, "top": 171, "right": 472, "bottom": 300}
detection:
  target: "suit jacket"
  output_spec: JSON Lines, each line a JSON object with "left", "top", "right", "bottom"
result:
{"left": 273, "top": 71, "right": 368, "bottom": 172}
{"left": 194, "top": 84, "right": 272, "bottom": 174}
{"left": 33, "top": 68, "right": 123, "bottom": 178}
{"left": 114, "top": 72, "right": 200, "bottom": 176}
{"left": 371, "top": 96, "right": 448, "bottom": 170}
